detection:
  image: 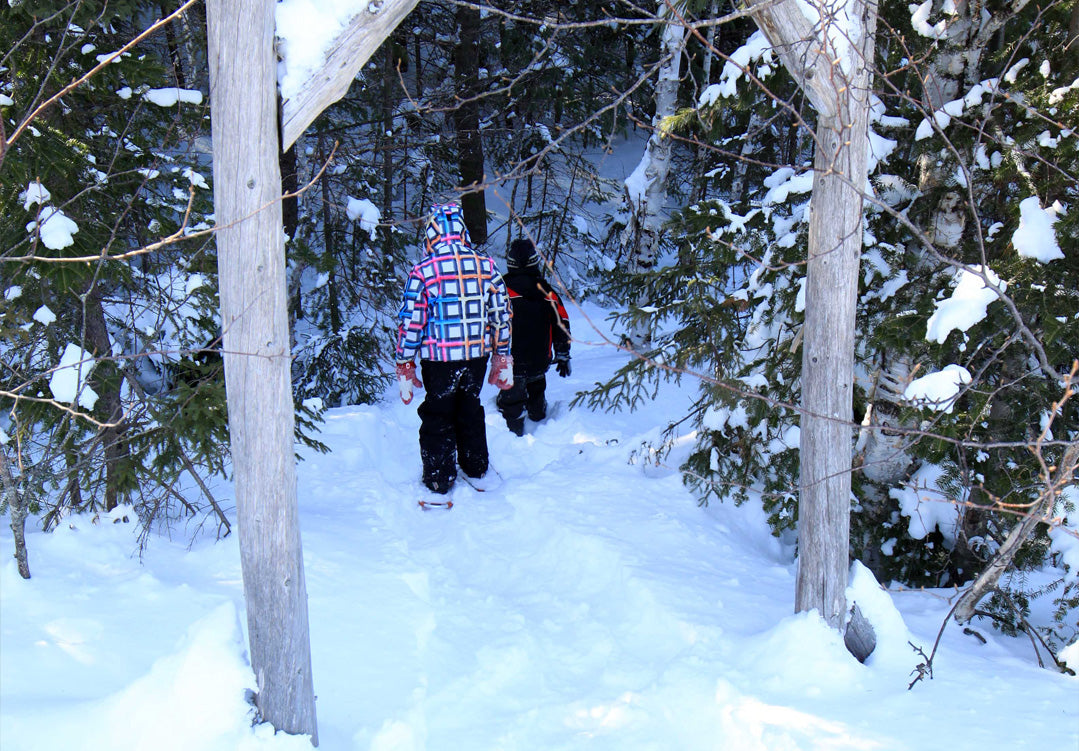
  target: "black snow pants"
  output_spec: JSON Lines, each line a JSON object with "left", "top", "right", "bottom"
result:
{"left": 418, "top": 357, "right": 489, "bottom": 492}
{"left": 495, "top": 373, "right": 547, "bottom": 436}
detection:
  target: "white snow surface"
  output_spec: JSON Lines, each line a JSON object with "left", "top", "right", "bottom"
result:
{"left": 347, "top": 197, "right": 381, "bottom": 240}
{"left": 142, "top": 87, "right": 203, "bottom": 108}
{"left": 33, "top": 305, "right": 58, "bottom": 326}
{"left": 20, "top": 181, "right": 51, "bottom": 211}
{"left": 2, "top": 302, "right": 1076, "bottom": 750}
{"left": 925, "top": 266, "right": 1006, "bottom": 344}
{"left": 702, "top": 30, "right": 773, "bottom": 102}
{"left": 909, "top": 0, "right": 947, "bottom": 39}
{"left": 903, "top": 363, "right": 971, "bottom": 414}
{"left": 1012, "top": 196, "right": 1065, "bottom": 263}
{"left": 26, "top": 206, "right": 79, "bottom": 250}
{"left": 890, "top": 464, "right": 962, "bottom": 543}
{"left": 276, "top": 0, "right": 373, "bottom": 103}
{"left": 795, "top": 0, "right": 862, "bottom": 75}
{"left": 48, "top": 343, "right": 98, "bottom": 409}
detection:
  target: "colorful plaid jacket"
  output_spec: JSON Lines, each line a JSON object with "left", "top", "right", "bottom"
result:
{"left": 395, "top": 204, "right": 512, "bottom": 363}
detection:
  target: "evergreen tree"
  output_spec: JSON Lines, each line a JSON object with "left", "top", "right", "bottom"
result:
{"left": 0, "top": 2, "right": 325, "bottom": 554}
{"left": 1, "top": 2, "right": 228, "bottom": 542}
{"left": 857, "top": 0, "right": 1077, "bottom": 647}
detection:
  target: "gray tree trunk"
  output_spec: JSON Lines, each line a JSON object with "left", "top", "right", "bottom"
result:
{"left": 796, "top": 109, "right": 868, "bottom": 626}
{"left": 692, "top": 1, "right": 721, "bottom": 201}
{"left": 747, "top": 0, "right": 878, "bottom": 629}
{"left": 205, "top": 0, "right": 318, "bottom": 744}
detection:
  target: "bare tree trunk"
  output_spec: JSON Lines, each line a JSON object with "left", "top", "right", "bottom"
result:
{"left": 728, "top": 111, "right": 763, "bottom": 207}
{"left": 205, "top": 0, "right": 318, "bottom": 743}
{"left": 748, "top": 0, "right": 878, "bottom": 630}
{"left": 161, "top": 1, "right": 188, "bottom": 89}
{"left": 383, "top": 39, "right": 396, "bottom": 218}
{"left": 83, "top": 283, "right": 127, "bottom": 511}
{"left": 796, "top": 109, "right": 869, "bottom": 627}
{"left": 281, "top": 144, "right": 299, "bottom": 242}
{"left": 454, "top": 3, "right": 487, "bottom": 244}
{"left": 1070, "top": 2, "right": 1079, "bottom": 62}
{"left": 282, "top": 140, "right": 303, "bottom": 341}
{"left": 318, "top": 134, "right": 342, "bottom": 334}
{"left": 382, "top": 37, "right": 399, "bottom": 267}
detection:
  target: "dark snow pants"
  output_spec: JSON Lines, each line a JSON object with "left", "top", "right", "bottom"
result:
{"left": 418, "top": 357, "right": 489, "bottom": 493}
{"left": 495, "top": 373, "right": 547, "bottom": 436}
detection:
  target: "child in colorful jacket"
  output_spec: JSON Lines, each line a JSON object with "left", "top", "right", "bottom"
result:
{"left": 496, "top": 238, "right": 571, "bottom": 436}
{"left": 395, "top": 203, "right": 514, "bottom": 494}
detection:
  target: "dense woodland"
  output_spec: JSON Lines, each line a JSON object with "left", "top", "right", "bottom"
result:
{"left": 2, "top": 0, "right": 1077, "bottom": 667}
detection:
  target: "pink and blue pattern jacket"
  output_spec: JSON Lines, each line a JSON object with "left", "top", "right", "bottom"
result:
{"left": 395, "top": 204, "right": 512, "bottom": 363}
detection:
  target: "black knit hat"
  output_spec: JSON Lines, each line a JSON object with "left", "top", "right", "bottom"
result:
{"left": 507, "top": 238, "right": 541, "bottom": 270}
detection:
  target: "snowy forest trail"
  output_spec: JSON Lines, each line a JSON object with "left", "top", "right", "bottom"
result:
{"left": 298, "top": 327, "right": 775, "bottom": 747}
{"left": 1, "top": 303, "right": 1076, "bottom": 750}
{"left": 297, "top": 334, "right": 815, "bottom": 749}
{"left": 291, "top": 305, "right": 1073, "bottom": 750}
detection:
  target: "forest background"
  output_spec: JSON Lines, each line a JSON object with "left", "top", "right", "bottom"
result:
{"left": 1, "top": 0, "right": 1077, "bottom": 678}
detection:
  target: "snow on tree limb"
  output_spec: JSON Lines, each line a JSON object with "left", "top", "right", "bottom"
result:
{"left": 277, "top": 0, "right": 421, "bottom": 149}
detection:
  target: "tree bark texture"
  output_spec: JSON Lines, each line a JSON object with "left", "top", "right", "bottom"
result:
{"left": 454, "top": 3, "right": 488, "bottom": 244}
{"left": 748, "top": 0, "right": 878, "bottom": 629}
{"left": 206, "top": 0, "right": 318, "bottom": 744}
{"left": 797, "top": 111, "right": 865, "bottom": 627}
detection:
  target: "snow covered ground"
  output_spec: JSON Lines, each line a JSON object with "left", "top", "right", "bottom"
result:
{"left": 2, "top": 301, "right": 1076, "bottom": 750}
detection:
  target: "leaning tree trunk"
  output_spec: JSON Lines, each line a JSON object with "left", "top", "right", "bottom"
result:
{"left": 954, "top": 444, "right": 1079, "bottom": 624}
{"left": 205, "top": 0, "right": 318, "bottom": 743}
{"left": 748, "top": 0, "right": 878, "bottom": 630}
{"left": 621, "top": 5, "right": 686, "bottom": 348}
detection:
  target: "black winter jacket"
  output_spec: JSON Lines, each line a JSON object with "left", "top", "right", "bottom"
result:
{"left": 504, "top": 269, "right": 571, "bottom": 377}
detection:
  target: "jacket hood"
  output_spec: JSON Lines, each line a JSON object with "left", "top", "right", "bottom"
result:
{"left": 425, "top": 203, "right": 472, "bottom": 252}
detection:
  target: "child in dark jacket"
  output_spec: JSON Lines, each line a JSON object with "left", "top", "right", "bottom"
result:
{"left": 496, "top": 239, "right": 571, "bottom": 436}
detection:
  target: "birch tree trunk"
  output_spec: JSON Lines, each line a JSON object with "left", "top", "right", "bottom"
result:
{"left": 205, "top": 0, "right": 318, "bottom": 743}
{"left": 621, "top": 6, "right": 686, "bottom": 347}
{"left": 747, "top": 0, "right": 878, "bottom": 629}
